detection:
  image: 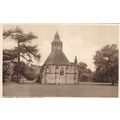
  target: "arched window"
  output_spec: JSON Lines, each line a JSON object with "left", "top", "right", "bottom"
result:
{"left": 60, "top": 67, "right": 64, "bottom": 75}
{"left": 55, "top": 65, "right": 59, "bottom": 73}
{"left": 55, "top": 66, "right": 58, "bottom": 69}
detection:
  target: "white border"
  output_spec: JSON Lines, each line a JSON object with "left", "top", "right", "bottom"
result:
{"left": 0, "top": 0, "right": 120, "bottom": 120}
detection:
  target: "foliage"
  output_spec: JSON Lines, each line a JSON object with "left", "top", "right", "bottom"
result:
{"left": 13, "top": 63, "right": 40, "bottom": 81}
{"left": 3, "top": 26, "right": 41, "bottom": 82}
{"left": 3, "top": 49, "right": 18, "bottom": 61}
{"left": 3, "top": 26, "right": 41, "bottom": 63}
{"left": 77, "top": 62, "right": 92, "bottom": 82}
{"left": 14, "top": 61, "right": 26, "bottom": 76}
{"left": 24, "top": 65, "right": 40, "bottom": 80}
{"left": 93, "top": 44, "right": 118, "bottom": 84}
{"left": 3, "top": 49, "right": 17, "bottom": 81}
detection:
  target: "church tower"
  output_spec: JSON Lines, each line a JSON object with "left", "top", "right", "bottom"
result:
{"left": 51, "top": 32, "right": 63, "bottom": 51}
{"left": 42, "top": 32, "right": 78, "bottom": 85}
{"left": 44, "top": 32, "right": 69, "bottom": 65}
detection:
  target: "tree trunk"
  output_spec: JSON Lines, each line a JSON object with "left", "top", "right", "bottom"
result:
{"left": 17, "top": 41, "right": 20, "bottom": 83}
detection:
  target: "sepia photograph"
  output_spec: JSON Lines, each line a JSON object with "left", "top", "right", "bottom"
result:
{"left": 3, "top": 24, "right": 119, "bottom": 97}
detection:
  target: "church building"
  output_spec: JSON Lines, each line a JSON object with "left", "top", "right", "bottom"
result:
{"left": 42, "top": 32, "right": 78, "bottom": 84}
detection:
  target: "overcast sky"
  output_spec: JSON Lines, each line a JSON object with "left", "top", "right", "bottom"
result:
{"left": 3, "top": 24, "right": 119, "bottom": 71}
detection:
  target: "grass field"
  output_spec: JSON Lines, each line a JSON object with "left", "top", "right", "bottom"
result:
{"left": 3, "top": 82, "right": 118, "bottom": 97}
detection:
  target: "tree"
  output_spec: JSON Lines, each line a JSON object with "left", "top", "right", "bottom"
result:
{"left": 3, "top": 26, "right": 41, "bottom": 83}
{"left": 93, "top": 44, "right": 118, "bottom": 85}
{"left": 77, "top": 62, "right": 92, "bottom": 82}
{"left": 3, "top": 48, "right": 18, "bottom": 82}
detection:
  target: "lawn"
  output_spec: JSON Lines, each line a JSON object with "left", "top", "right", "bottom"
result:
{"left": 3, "top": 82, "right": 118, "bottom": 97}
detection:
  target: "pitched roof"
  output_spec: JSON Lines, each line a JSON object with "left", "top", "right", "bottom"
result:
{"left": 44, "top": 50, "right": 69, "bottom": 65}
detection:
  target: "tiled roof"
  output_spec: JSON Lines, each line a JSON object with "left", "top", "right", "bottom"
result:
{"left": 44, "top": 50, "right": 69, "bottom": 65}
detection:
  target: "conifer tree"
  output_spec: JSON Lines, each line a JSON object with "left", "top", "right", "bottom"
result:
{"left": 3, "top": 26, "right": 41, "bottom": 82}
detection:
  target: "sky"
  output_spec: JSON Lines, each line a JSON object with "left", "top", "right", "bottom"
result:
{"left": 3, "top": 24, "right": 119, "bottom": 71}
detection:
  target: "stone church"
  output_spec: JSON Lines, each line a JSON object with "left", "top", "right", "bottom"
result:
{"left": 42, "top": 32, "right": 78, "bottom": 84}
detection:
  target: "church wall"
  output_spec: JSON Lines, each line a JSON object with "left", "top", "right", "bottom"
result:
{"left": 66, "top": 74, "right": 75, "bottom": 84}
{"left": 66, "top": 65, "right": 78, "bottom": 84}
{"left": 42, "top": 65, "right": 78, "bottom": 84}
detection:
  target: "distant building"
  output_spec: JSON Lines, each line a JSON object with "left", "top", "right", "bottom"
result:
{"left": 42, "top": 32, "right": 78, "bottom": 84}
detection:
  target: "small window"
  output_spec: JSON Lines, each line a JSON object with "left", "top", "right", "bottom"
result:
{"left": 60, "top": 67, "right": 64, "bottom": 75}
{"left": 55, "top": 66, "right": 58, "bottom": 69}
